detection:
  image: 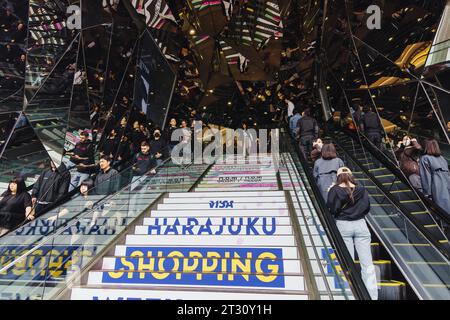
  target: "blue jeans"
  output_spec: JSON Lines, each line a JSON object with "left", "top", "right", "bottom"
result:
{"left": 69, "top": 171, "right": 90, "bottom": 192}
{"left": 336, "top": 219, "right": 378, "bottom": 300}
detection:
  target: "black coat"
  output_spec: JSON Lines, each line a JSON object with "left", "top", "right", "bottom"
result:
{"left": 150, "top": 138, "right": 166, "bottom": 158}
{"left": 132, "top": 152, "right": 157, "bottom": 176}
{"left": 327, "top": 185, "right": 370, "bottom": 221}
{"left": 94, "top": 167, "right": 120, "bottom": 195}
{"left": 31, "top": 164, "right": 70, "bottom": 203}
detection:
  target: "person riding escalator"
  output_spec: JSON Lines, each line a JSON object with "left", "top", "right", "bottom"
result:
{"left": 419, "top": 139, "right": 450, "bottom": 213}
{"left": 296, "top": 108, "right": 319, "bottom": 160}
{"left": 327, "top": 167, "right": 378, "bottom": 300}
{"left": 396, "top": 136, "right": 423, "bottom": 191}
{"left": 360, "top": 105, "right": 384, "bottom": 149}
{"left": 0, "top": 178, "right": 33, "bottom": 236}
{"left": 313, "top": 143, "right": 345, "bottom": 200}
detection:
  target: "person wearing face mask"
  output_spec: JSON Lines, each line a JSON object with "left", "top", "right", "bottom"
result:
{"left": 0, "top": 178, "right": 33, "bottom": 236}
{"left": 151, "top": 129, "right": 166, "bottom": 166}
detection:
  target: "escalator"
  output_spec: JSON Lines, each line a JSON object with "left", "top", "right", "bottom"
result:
{"left": 0, "top": 160, "right": 211, "bottom": 300}
{"left": 332, "top": 131, "right": 450, "bottom": 257}
{"left": 69, "top": 153, "right": 363, "bottom": 300}
{"left": 282, "top": 130, "right": 450, "bottom": 300}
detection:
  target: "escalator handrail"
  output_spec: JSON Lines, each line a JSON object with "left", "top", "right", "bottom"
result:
{"left": 281, "top": 131, "right": 372, "bottom": 300}
{"left": 332, "top": 134, "right": 450, "bottom": 260}
{"left": 353, "top": 131, "right": 450, "bottom": 225}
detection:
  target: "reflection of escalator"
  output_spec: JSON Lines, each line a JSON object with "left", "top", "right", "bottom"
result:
{"left": 333, "top": 131, "right": 450, "bottom": 258}
{"left": 0, "top": 124, "right": 49, "bottom": 189}
{"left": 284, "top": 131, "right": 450, "bottom": 299}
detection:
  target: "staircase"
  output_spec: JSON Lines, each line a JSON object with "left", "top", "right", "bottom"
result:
{"left": 70, "top": 154, "right": 324, "bottom": 300}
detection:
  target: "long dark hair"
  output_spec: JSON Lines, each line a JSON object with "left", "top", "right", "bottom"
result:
{"left": 6, "top": 177, "right": 27, "bottom": 195}
{"left": 336, "top": 172, "right": 358, "bottom": 203}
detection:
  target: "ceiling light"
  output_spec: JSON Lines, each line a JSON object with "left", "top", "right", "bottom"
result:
{"left": 189, "top": 29, "right": 196, "bottom": 36}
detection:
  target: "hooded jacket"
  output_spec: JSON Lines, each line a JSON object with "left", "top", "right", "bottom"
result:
{"left": 327, "top": 185, "right": 370, "bottom": 221}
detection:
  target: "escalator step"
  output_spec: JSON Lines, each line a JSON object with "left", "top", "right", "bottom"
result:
{"left": 400, "top": 200, "right": 422, "bottom": 204}
{"left": 406, "top": 261, "right": 450, "bottom": 265}
{"left": 374, "top": 174, "right": 394, "bottom": 178}
{"left": 393, "top": 243, "right": 431, "bottom": 247}
{"left": 382, "top": 181, "right": 403, "bottom": 186}
{"left": 378, "top": 280, "right": 407, "bottom": 300}
{"left": 371, "top": 243, "right": 381, "bottom": 260}
{"left": 355, "top": 260, "right": 392, "bottom": 280}
{"left": 390, "top": 190, "right": 414, "bottom": 194}
{"left": 411, "top": 211, "right": 428, "bottom": 215}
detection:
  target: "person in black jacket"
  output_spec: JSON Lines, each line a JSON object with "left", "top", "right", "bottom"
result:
{"left": 94, "top": 156, "right": 120, "bottom": 195}
{"left": 296, "top": 108, "right": 319, "bottom": 160}
{"left": 150, "top": 129, "right": 166, "bottom": 166}
{"left": 64, "top": 131, "right": 95, "bottom": 191}
{"left": 0, "top": 178, "right": 32, "bottom": 236}
{"left": 131, "top": 121, "right": 146, "bottom": 154}
{"left": 131, "top": 141, "right": 157, "bottom": 190}
{"left": 100, "top": 129, "right": 119, "bottom": 159}
{"left": 31, "top": 161, "right": 71, "bottom": 217}
{"left": 327, "top": 167, "right": 378, "bottom": 300}
{"left": 352, "top": 104, "right": 363, "bottom": 129}
{"left": 165, "top": 118, "right": 179, "bottom": 155}
{"left": 360, "top": 105, "right": 384, "bottom": 149}
{"left": 114, "top": 134, "right": 132, "bottom": 172}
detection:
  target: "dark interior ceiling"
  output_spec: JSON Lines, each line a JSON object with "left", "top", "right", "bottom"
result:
{"left": 127, "top": 0, "right": 448, "bottom": 131}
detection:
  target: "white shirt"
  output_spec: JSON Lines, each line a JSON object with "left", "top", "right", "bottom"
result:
{"left": 287, "top": 100, "right": 295, "bottom": 117}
